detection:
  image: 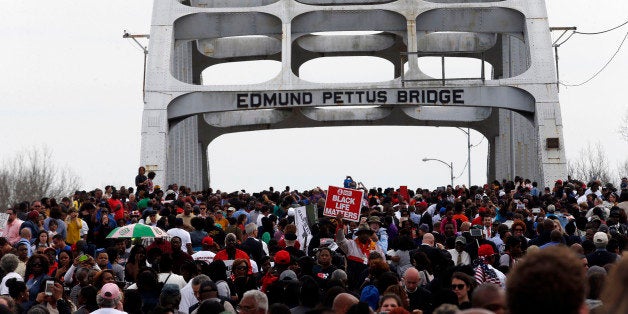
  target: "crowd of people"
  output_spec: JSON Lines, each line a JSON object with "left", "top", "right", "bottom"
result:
{"left": 0, "top": 167, "right": 627, "bottom": 314}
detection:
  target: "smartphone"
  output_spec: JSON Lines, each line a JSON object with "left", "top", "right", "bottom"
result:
{"left": 78, "top": 254, "right": 88, "bottom": 262}
{"left": 45, "top": 280, "right": 54, "bottom": 296}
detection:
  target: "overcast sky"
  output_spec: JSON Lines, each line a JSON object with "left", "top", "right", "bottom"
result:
{"left": 0, "top": 1, "right": 626, "bottom": 193}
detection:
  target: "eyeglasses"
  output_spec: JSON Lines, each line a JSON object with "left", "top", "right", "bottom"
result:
{"left": 451, "top": 284, "right": 466, "bottom": 290}
{"left": 513, "top": 228, "right": 523, "bottom": 232}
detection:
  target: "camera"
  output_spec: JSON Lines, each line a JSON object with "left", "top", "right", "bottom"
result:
{"left": 470, "top": 229, "right": 483, "bottom": 237}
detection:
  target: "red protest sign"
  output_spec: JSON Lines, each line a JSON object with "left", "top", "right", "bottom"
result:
{"left": 323, "top": 186, "right": 364, "bottom": 222}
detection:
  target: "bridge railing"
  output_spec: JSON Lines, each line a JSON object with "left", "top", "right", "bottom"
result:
{"left": 400, "top": 51, "right": 486, "bottom": 87}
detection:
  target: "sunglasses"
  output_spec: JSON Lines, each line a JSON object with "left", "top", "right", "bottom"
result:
{"left": 451, "top": 284, "right": 466, "bottom": 290}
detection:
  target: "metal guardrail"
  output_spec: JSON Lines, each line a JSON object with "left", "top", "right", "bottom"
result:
{"left": 400, "top": 51, "right": 486, "bottom": 87}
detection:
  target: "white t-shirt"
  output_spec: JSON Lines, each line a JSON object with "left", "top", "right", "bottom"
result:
{"left": 0, "top": 272, "right": 23, "bottom": 295}
{"left": 159, "top": 272, "right": 187, "bottom": 289}
{"left": 167, "top": 228, "right": 192, "bottom": 247}
{"left": 90, "top": 308, "right": 127, "bottom": 314}
{"left": 192, "top": 251, "right": 216, "bottom": 265}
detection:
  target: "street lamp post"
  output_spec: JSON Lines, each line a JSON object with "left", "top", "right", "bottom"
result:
{"left": 455, "top": 127, "right": 471, "bottom": 187}
{"left": 422, "top": 158, "right": 454, "bottom": 187}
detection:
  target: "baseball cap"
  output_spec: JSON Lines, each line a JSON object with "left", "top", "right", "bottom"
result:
{"left": 593, "top": 232, "right": 608, "bottom": 246}
{"left": 455, "top": 236, "right": 467, "bottom": 245}
{"left": 202, "top": 236, "right": 215, "bottom": 247}
{"left": 28, "top": 210, "right": 40, "bottom": 220}
{"left": 100, "top": 283, "right": 121, "bottom": 300}
{"left": 478, "top": 244, "right": 495, "bottom": 257}
{"left": 274, "top": 250, "right": 291, "bottom": 265}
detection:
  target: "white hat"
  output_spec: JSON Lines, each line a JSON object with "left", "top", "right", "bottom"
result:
{"left": 593, "top": 232, "right": 608, "bottom": 247}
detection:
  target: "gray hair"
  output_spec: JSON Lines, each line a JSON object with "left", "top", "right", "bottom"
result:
{"left": 245, "top": 223, "right": 257, "bottom": 235}
{"left": 0, "top": 254, "right": 19, "bottom": 273}
{"left": 225, "top": 233, "right": 237, "bottom": 245}
{"left": 242, "top": 290, "right": 268, "bottom": 313}
{"left": 191, "top": 274, "right": 210, "bottom": 286}
{"left": 26, "top": 304, "right": 50, "bottom": 314}
{"left": 96, "top": 294, "right": 120, "bottom": 308}
{"left": 330, "top": 269, "right": 347, "bottom": 282}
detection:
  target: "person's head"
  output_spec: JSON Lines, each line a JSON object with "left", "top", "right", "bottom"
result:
{"left": 190, "top": 274, "right": 211, "bottom": 300}
{"left": 96, "top": 251, "right": 109, "bottom": 268}
{"left": 245, "top": 223, "right": 258, "bottom": 237}
{"left": 136, "top": 268, "right": 159, "bottom": 291}
{"left": 159, "top": 284, "right": 181, "bottom": 311}
{"left": 25, "top": 254, "right": 49, "bottom": 277}
{"left": 96, "top": 283, "right": 122, "bottom": 309}
{"left": 170, "top": 236, "right": 182, "bottom": 252}
{"left": 511, "top": 220, "right": 526, "bottom": 237}
{"left": 507, "top": 246, "right": 586, "bottom": 314}
{"left": 402, "top": 267, "right": 420, "bottom": 293}
{"left": 451, "top": 272, "right": 474, "bottom": 303}
{"left": 94, "top": 269, "right": 116, "bottom": 290}
{"left": 19, "top": 227, "right": 31, "bottom": 240}
{"left": 16, "top": 243, "right": 28, "bottom": 260}
{"left": 600, "top": 256, "right": 628, "bottom": 313}
{"left": 422, "top": 233, "right": 435, "bottom": 246}
{"left": 0, "top": 295, "right": 15, "bottom": 313}
{"left": 482, "top": 215, "right": 493, "bottom": 227}
{"left": 316, "top": 247, "right": 333, "bottom": 266}
{"left": 378, "top": 294, "right": 402, "bottom": 313}
{"left": 6, "top": 208, "right": 16, "bottom": 223}
{"left": 472, "top": 283, "right": 506, "bottom": 314}
{"left": 48, "top": 219, "right": 58, "bottom": 231}
{"left": 332, "top": 293, "right": 359, "bottom": 314}
{"left": 239, "top": 289, "right": 269, "bottom": 314}
{"left": 52, "top": 234, "right": 65, "bottom": 248}
{"left": 355, "top": 224, "right": 375, "bottom": 244}
{"left": 232, "top": 258, "right": 249, "bottom": 277}
{"left": 6, "top": 277, "right": 28, "bottom": 301}
{"left": 77, "top": 285, "right": 98, "bottom": 308}
{"left": 225, "top": 233, "right": 237, "bottom": 249}
{"left": 0, "top": 254, "right": 19, "bottom": 273}
{"left": 593, "top": 232, "right": 609, "bottom": 249}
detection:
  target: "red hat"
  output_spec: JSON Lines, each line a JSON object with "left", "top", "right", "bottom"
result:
{"left": 201, "top": 236, "right": 214, "bottom": 247}
{"left": 555, "top": 180, "right": 563, "bottom": 185}
{"left": 274, "top": 250, "right": 291, "bottom": 265}
{"left": 478, "top": 244, "right": 495, "bottom": 257}
{"left": 417, "top": 201, "right": 428, "bottom": 210}
{"left": 28, "top": 210, "right": 40, "bottom": 220}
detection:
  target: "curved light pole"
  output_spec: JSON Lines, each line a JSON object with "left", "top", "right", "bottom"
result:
{"left": 422, "top": 158, "right": 454, "bottom": 187}
{"left": 455, "top": 127, "right": 471, "bottom": 187}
